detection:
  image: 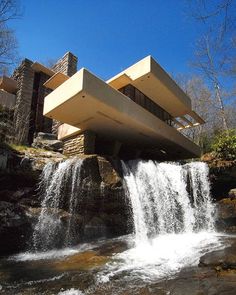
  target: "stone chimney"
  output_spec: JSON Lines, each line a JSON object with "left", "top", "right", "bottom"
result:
{"left": 52, "top": 52, "right": 78, "bottom": 77}
{"left": 51, "top": 52, "right": 78, "bottom": 135}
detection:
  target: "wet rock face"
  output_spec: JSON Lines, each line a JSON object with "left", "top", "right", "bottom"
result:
{"left": 209, "top": 163, "right": 236, "bottom": 201}
{"left": 0, "top": 145, "right": 64, "bottom": 255}
{"left": 229, "top": 188, "right": 236, "bottom": 199}
{"left": 216, "top": 198, "right": 236, "bottom": 233}
{"left": 207, "top": 160, "right": 236, "bottom": 233}
{"left": 0, "top": 201, "right": 33, "bottom": 255}
{"left": 77, "top": 155, "right": 130, "bottom": 241}
{"left": 0, "top": 151, "right": 130, "bottom": 255}
{"left": 199, "top": 241, "right": 236, "bottom": 270}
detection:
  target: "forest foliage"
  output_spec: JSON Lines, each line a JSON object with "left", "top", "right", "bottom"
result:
{"left": 177, "top": 0, "right": 236, "bottom": 154}
{"left": 211, "top": 129, "right": 236, "bottom": 160}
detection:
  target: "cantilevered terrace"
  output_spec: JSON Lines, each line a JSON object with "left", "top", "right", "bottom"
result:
{"left": 43, "top": 56, "right": 204, "bottom": 160}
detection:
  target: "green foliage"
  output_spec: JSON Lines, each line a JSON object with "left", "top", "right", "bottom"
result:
{"left": 9, "top": 143, "right": 30, "bottom": 151}
{"left": 211, "top": 129, "right": 236, "bottom": 160}
{"left": 8, "top": 143, "right": 48, "bottom": 154}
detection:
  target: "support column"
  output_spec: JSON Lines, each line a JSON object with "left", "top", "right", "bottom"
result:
{"left": 12, "top": 59, "right": 34, "bottom": 144}
{"left": 63, "top": 130, "right": 96, "bottom": 156}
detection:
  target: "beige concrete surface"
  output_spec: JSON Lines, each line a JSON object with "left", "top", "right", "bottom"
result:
{"left": 44, "top": 67, "right": 201, "bottom": 158}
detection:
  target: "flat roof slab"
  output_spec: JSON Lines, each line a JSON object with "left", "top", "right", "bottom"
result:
{"left": 44, "top": 68, "right": 200, "bottom": 159}
{"left": 107, "top": 56, "right": 192, "bottom": 117}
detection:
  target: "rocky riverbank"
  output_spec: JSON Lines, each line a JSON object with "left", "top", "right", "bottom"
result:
{"left": 0, "top": 144, "right": 236, "bottom": 255}
{"left": 0, "top": 143, "right": 65, "bottom": 255}
{"left": 0, "top": 144, "right": 130, "bottom": 255}
{"left": 201, "top": 153, "right": 236, "bottom": 234}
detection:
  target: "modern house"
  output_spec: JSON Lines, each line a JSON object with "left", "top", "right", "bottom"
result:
{"left": 0, "top": 52, "right": 78, "bottom": 144}
{"left": 43, "top": 56, "right": 204, "bottom": 160}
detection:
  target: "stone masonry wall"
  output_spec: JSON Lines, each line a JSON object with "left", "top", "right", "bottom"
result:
{"left": 63, "top": 131, "right": 96, "bottom": 156}
{"left": 28, "top": 72, "right": 52, "bottom": 144}
{"left": 12, "top": 59, "right": 34, "bottom": 144}
{"left": 52, "top": 52, "right": 78, "bottom": 77}
{"left": 63, "top": 133, "right": 85, "bottom": 156}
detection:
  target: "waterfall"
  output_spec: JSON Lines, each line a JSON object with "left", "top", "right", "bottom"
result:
{"left": 122, "top": 160, "right": 215, "bottom": 244}
{"left": 31, "top": 157, "right": 214, "bottom": 254}
{"left": 32, "top": 158, "right": 84, "bottom": 251}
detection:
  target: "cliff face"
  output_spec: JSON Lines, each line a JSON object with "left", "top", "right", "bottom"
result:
{"left": 0, "top": 145, "right": 130, "bottom": 255}
{"left": 201, "top": 154, "right": 236, "bottom": 233}
{"left": 78, "top": 155, "right": 131, "bottom": 240}
{"left": 201, "top": 153, "right": 236, "bottom": 201}
{"left": 0, "top": 145, "right": 65, "bottom": 254}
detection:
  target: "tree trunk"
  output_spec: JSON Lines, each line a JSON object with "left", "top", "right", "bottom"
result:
{"left": 214, "top": 82, "right": 229, "bottom": 131}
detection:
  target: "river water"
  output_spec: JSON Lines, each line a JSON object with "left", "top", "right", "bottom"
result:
{"left": 0, "top": 160, "right": 234, "bottom": 294}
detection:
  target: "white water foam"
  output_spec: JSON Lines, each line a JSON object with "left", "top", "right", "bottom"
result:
{"left": 11, "top": 248, "right": 79, "bottom": 261}
{"left": 11, "top": 243, "right": 93, "bottom": 261}
{"left": 98, "top": 232, "right": 224, "bottom": 282}
{"left": 122, "top": 161, "right": 215, "bottom": 244}
{"left": 58, "top": 288, "right": 84, "bottom": 295}
{"left": 97, "top": 160, "right": 221, "bottom": 282}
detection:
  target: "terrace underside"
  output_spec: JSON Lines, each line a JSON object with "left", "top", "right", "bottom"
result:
{"left": 44, "top": 69, "right": 201, "bottom": 160}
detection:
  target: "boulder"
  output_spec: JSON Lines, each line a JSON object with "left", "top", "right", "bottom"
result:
{"left": 0, "top": 201, "right": 32, "bottom": 255}
{"left": 216, "top": 198, "right": 236, "bottom": 233}
{"left": 208, "top": 161, "right": 236, "bottom": 201}
{"left": 35, "top": 132, "right": 57, "bottom": 140}
{"left": 199, "top": 241, "right": 236, "bottom": 270}
{"left": 0, "top": 201, "right": 27, "bottom": 228}
{"left": 84, "top": 216, "right": 108, "bottom": 240}
{"left": 97, "top": 156, "right": 122, "bottom": 188}
{"left": 32, "top": 132, "right": 63, "bottom": 152}
{"left": 77, "top": 155, "right": 130, "bottom": 239}
{"left": 217, "top": 199, "right": 236, "bottom": 219}
{"left": 229, "top": 188, "right": 236, "bottom": 199}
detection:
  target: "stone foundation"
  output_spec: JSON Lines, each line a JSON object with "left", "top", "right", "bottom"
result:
{"left": 63, "top": 131, "right": 96, "bottom": 156}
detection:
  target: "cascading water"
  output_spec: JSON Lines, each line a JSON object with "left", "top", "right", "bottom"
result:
{"left": 32, "top": 158, "right": 84, "bottom": 251}
{"left": 122, "top": 160, "right": 215, "bottom": 244}
{"left": 8, "top": 158, "right": 228, "bottom": 294}
{"left": 98, "top": 160, "right": 221, "bottom": 282}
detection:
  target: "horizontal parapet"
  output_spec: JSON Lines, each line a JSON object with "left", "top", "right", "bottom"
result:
{"left": 44, "top": 68, "right": 201, "bottom": 159}
{"left": 107, "top": 56, "right": 193, "bottom": 117}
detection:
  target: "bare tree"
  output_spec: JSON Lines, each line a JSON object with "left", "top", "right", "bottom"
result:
{"left": 43, "top": 58, "right": 58, "bottom": 69}
{"left": 193, "top": 34, "right": 229, "bottom": 130}
{"left": 0, "top": 0, "right": 21, "bottom": 75}
{"left": 186, "top": 0, "right": 236, "bottom": 131}
{"left": 186, "top": 0, "right": 235, "bottom": 23}
{"left": 175, "top": 75, "right": 219, "bottom": 151}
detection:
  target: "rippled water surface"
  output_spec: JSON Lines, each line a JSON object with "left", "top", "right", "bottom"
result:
{"left": 1, "top": 233, "right": 233, "bottom": 295}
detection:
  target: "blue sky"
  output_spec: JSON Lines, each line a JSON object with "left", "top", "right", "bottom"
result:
{"left": 11, "top": 0, "right": 202, "bottom": 80}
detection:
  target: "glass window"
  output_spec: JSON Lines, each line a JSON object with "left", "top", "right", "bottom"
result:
{"left": 119, "top": 84, "right": 173, "bottom": 126}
